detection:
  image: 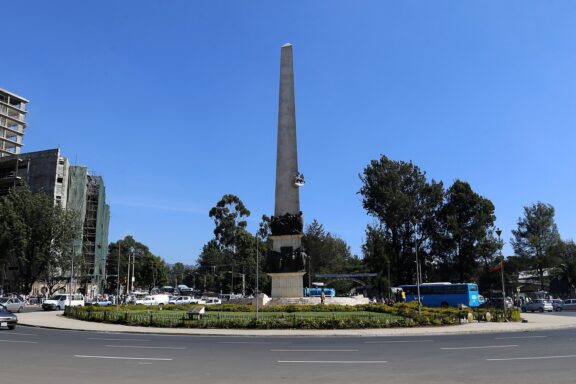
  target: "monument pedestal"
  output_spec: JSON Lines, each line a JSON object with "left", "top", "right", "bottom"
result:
{"left": 268, "top": 272, "right": 305, "bottom": 298}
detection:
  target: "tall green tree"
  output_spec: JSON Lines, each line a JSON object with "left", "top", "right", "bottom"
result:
{"left": 302, "top": 219, "right": 362, "bottom": 293}
{"left": 0, "top": 186, "right": 82, "bottom": 294}
{"left": 208, "top": 194, "right": 250, "bottom": 251}
{"left": 551, "top": 240, "right": 576, "bottom": 296}
{"left": 40, "top": 206, "right": 83, "bottom": 296}
{"left": 363, "top": 223, "right": 394, "bottom": 295}
{"left": 107, "top": 236, "right": 169, "bottom": 294}
{"left": 359, "top": 155, "right": 443, "bottom": 286}
{"left": 433, "top": 180, "right": 497, "bottom": 283}
{"left": 197, "top": 196, "right": 268, "bottom": 295}
{"left": 169, "top": 262, "right": 188, "bottom": 287}
{"left": 511, "top": 202, "right": 561, "bottom": 289}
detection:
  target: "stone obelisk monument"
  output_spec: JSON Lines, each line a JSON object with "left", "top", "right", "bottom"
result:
{"left": 266, "top": 43, "right": 307, "bottom": 298}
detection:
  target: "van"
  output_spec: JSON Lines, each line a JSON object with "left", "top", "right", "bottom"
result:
{"left": 137, "top": 294, "right": 170, "bottom": 306}
{"left": 42, "top": 294, "right": 85, "bottom": 311}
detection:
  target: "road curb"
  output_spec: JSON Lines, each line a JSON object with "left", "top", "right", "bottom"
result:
{"left": 16, "top": 310, "right": 576, "bottom": 337}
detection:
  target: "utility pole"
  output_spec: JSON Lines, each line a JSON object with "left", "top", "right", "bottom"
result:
{"left": 116, "top": 243, "right": 120, "bottom": 308}
{"left": 70, "top": 245, "right": 75, "bottom": 295}
{"left": 415, "top": 223, "right": 421, "bottom": 317}
{"left": 131, "top": 249, "right": 136, "bottom": 292}
{"left": 255, "top": 234, "right": 259, "bottom": 320}
{"left": 126, "top": 247, "right": 132, "bottom": 297}
{"left": 496, "top": 228, "right": 507, "bottom": 320}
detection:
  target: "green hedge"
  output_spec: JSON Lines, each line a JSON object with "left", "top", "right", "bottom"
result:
{"left": 67, "top": 302, "right": 520, "bottom": 329}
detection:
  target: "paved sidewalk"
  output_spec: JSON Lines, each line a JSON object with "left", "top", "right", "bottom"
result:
{"left": 16, "top": 310, "right": 576, "bottom": 336}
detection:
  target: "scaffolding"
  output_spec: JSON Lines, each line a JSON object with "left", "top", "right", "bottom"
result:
{"left": 81, "top": 175, "right": 110, "bottom": 297}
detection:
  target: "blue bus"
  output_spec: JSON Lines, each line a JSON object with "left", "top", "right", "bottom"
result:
{"left": 399, "top": 283, "right": 480, "bottom": 308}
{"left": 304, "top": 287, "right": 336, "bottom": 297}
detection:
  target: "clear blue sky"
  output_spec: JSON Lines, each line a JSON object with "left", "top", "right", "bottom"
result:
{"left": 3, "top": 1, "right": 575, "bottom": 263}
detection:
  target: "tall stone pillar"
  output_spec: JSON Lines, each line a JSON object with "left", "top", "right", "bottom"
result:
{"left": 275, "top": 43, "right": 300, "bottom": 218}
{"left": 266, "top": 43, "right": 306, "bottom": 298}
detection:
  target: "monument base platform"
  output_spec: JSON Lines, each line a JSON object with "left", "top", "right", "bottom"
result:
{"left": 268, "top": 272, "right": 305, "bottom": 298}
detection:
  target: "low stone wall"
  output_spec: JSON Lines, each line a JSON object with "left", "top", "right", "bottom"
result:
{"left": 227, "top": 294, "right": 370, "bottom": 307}
{"left": 264, "top": 295, "right": 369, "bottom": 306}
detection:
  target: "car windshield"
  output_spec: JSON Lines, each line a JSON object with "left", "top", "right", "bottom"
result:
{"left": 50, "top": 295, "right": 65, "bottom": 300}
{"left": 0, "top": 304, "right": 9, "bottom": 313}
{"left": 0, "top": 298, "right": 9, "bottom": 304}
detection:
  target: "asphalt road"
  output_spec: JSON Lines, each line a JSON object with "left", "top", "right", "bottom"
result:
{"left": 1, "top": 324, "right": 576, "bottom": 384}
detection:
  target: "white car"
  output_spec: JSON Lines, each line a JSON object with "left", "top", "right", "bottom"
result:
{"left": 189, "top": 297, "right": 207, "bottom": 305}
{"left": 42, "top": 294, "right": 84, "bottom": 311}
{"left": 0, "top": 297, "right": 25, "bottom": 313}
{"left": 138, "top": 295, "right": 170, "bottom": 306}
{"left": 204, "top": 297, "right": 222, "bottom": 305}
{"left": 169, "top": 296, "right": 193, "bottom": 305}
{"left": 521, "top": 299, "right": 553, "bottom": 313}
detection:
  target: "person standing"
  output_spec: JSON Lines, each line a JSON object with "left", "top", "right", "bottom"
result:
{"left": 320, "top": 289, "right": 325, "bottom": 305}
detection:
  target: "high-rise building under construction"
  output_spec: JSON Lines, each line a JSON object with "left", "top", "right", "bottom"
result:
{"left": 0, "top": 88, "right": 110, "bottom": 297}
{"left": 0, "top": 88, "right": 28, "bottom": 158}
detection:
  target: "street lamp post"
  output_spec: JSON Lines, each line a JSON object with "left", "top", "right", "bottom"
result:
{"left": 255, "top": 234, "right": 259, "bottom": 321}
{"left": 116, "top": 243, "right": 121, "bottom": 308}
{"left": 126, "top": 247, "right": 132, "bottom": 299}
{"left": 387, "top": 260, "right": 391, "bottom": 300}
{"left": 415, "top": 223, "right": 421, "bottom": 317}
{"left": 70, "top": 244, "right": 75, "bottom": 295}
{"left": 496, "top": 228, "right": 507, "bottom": 320}
{"left": 227, "top": 270, "right": 246, "bottom": 297}
{"left": 131, "top": 249, "right": 136, "bottom": 292}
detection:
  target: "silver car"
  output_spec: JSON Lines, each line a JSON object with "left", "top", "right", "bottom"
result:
{"left": 552, "top": 299, "right": 564, "bottom": 311}
{"left": 0, "top": 298, "right": 25, "bottom": 313}
{"left": 563, "top": 299, "right": 576, "bottom": 310}
{"left": 521, "top": 299, "right": 554, "bottom": 313}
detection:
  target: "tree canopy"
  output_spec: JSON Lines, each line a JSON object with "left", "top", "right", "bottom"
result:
{"left": 0, "top": 186, "right": 82, "bottom": 294}
{"left": 511, "top": 202, "right": 561, "bottom": 289}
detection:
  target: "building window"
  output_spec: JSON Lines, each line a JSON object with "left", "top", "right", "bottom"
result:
{"left": 57, "top": 177, "right": 64, "bottom": 183}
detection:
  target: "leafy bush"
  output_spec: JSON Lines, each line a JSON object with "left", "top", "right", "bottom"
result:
{"left": 64, "top": 302, "right": 518, "bottom": 329}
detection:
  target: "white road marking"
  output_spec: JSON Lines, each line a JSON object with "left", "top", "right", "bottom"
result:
{"left": 106, "top": 345, "right": 187, "bottom": 350}
{"left": 270, "top": 349, "right": 359, "bottom": 352}
{"left": 494, "top": 336, "right": 547, "bottom": 340}
{"left": 2, "top": 332, "right": 37, "bottom": 336}
{"left": 365, "top": 340, "right": 434, "bottom": 344}
{"left": 441, "top": 345, "right": 518, "bottom": 350}
{"left": 218, "top": 341, "right": 292, "bottom": 344}
{"left": 74, "top": 355, "right": 173, "bottom": 361}
{"left": 278, "top": 360, "right": 387, "bottom": 364}
{"left": 487, "top": 355, "right": 576, "bottom": 361}
{"left": 88, "top": 338, "right": 151, "bottom": 342}
{"left": 0, "top": 339, "right": 37, "bottom": 344}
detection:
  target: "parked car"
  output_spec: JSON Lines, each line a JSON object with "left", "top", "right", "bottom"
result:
{"left": 189, "top": 297, "right": 207, "bottom": 305}
{"left": 0, "top": 297, "right": 25, "bottom": 313}
{"left": 563, "top": 298, "right": 576, "bottom": 311}
{"left": 204, "top": 297, "right": 222, "bottom": 305}
{"left": 169, "top": 296, "right": 193, "bottom": 305}
{"left": 479, "top": 297, "right": 513, "bottom": 310}
{"left": 42, "top": 294, "right": 85, "bottom": 311}
{"left": 552, "top": 299, "right": 564, "bottom": 311}
{"left": 0, "top": 304, "right": 17, "bottom": 330}
{"left": 94, "top": 299, "right": 113, "bottom": 306}
{"left": 521, "top": 299, "right": 554, "bottom": 313}
{"left": 136, "top": 294, "right": 170, "bottom": 306}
